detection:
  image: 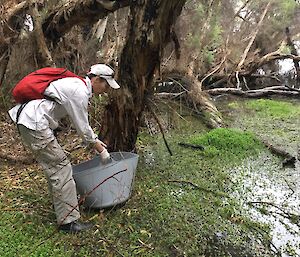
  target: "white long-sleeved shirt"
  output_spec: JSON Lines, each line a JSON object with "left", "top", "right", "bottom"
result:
{"left": 8, "top": 76, "right": 98, "bottom": 144}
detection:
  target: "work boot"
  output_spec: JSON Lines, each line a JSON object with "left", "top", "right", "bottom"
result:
{"left": 59, "top": 220, "right": 93, "bottom": 233}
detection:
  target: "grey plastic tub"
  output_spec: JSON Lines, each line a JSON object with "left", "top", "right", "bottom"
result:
{"left": 72, "top": 152, "right": 139, "bottom": 208}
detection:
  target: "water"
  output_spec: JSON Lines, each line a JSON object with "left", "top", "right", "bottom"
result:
{"left": 230, "top": 153, "right": 300, "bottom": 256}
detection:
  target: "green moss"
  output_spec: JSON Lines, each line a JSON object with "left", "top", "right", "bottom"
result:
{"left": 189, "top": 128, "right": 263, "bottom": 159}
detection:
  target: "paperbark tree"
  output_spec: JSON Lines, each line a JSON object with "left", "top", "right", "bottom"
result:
{"left": 101, "top": 1, "right": 187, "bottom": 151}
{"left": 0, "top": 1, "right": 28, "bottom": 85}
{"left": 0, "top": 0, "right": 130, "bottom": 83}
{"left": 2, "top": 0, "right": 188, "bottom": 151}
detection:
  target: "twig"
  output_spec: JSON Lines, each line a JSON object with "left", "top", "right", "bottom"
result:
{"left": 166, "top": 77, "right": 189, "bottom": 92}
{"left": 200, "top": 54, "right": 227, "bottom": 88}
{"left": 147, "top": 104, "right": 173, "bottom": 156}
{"left": 244, "top": 222, "right": 281, "bottom": 256}
{"left": 248, "top": 201, "right": 300, "bottom": 222}
{"left": 155, "top": 92, "right": 187, "bottom": 99}
{"left": 26, "top": 168, "right": 128, "bottom": 254}
{"left": 59, "top": 168, "right": 128, "bottom": 226}
{"left": 138, "top": 239, "right": 154, "bottom": 250}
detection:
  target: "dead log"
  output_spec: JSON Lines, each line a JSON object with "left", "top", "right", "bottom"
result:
{"left": 206, "top": 87, "right": 299, "bottom": 97}
{"left": 156, "top": 73, "right": 224, "bottom": 128}
{"left": 204, "top": 51, "right": 300, "bottom": 89}
{"left": 260, "top": 141, "right": 297, "bottom": 172}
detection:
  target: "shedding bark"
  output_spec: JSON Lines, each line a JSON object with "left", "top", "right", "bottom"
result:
{"left": 42, "top": 0, "right": 130, "bottom": 44}
{"left": 0, "top": 1, "right": 28, "bottom": 86}
{"left": 155, "top": 71, "right": 223, "bottom": 128}
{"left": 30, "top": 2, "right": 55, "bottom": 67}
{"left": 92, "top": 17, "right": 108, "bottom": 42}
{"left": 101, "top": 1, "right": 187, "bottom": 151}
{"left": 0, "top": 0, "right": 129, "bottom": 86}
{"left": 188, "top": 80, "right": 223, "bottom": 128}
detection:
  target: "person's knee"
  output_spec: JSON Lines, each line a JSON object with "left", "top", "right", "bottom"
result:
{"left": 50, "top": 174, "right": 76, "bottom": 193}
{"left": 48, "top": 163, "right": 74, "bottom": 190}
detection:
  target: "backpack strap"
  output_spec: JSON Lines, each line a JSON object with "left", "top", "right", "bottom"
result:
{"left": 16, "top": 102, "right": 29, "bottom": 134}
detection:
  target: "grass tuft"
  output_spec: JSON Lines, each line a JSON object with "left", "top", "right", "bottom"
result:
{"left": 189, "top": 128, "right": 263, "bottom": 159}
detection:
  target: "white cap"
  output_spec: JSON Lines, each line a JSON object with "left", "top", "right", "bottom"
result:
{"left": 88, "top": 64, "right": 120, "bottom": 89}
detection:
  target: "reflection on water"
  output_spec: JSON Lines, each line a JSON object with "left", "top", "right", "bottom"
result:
{"left": 230, "top": 153, "right": 300, "bottom": 256}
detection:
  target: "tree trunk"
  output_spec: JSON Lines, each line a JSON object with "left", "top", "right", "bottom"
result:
{"left": 30, "top": 2, "right": 55, "bottom": 67}
{"left": 0, "top": 50, "right": 10, "bottom": 86}
{"left": 0, "top": 1, "right": 28, "bottom": 86}
{"left": 188, "top": 81, "right": 223, "bottom": 128}
{"left": 42, "top": 0, "right": 130, "bottom": 44}
{"left": 101, "top": 1, "right": 187, "bottom": 151}
{"left": 285, "top": 27, "right": 300, "bottom": 84}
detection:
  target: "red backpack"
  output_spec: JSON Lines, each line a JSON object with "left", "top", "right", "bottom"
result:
{"left": 12, "top": 67, "right": 87, "bottom": 103}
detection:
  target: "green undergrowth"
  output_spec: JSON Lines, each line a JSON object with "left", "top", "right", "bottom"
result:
{"left": 0, "top": 113, "right": 274, "bottom": 256}
{"left": 0, "top": 210, "right": 70, "bottom": 257}
{"left": 128, "top": 121, "right": 272, "bottom": 256}
{"left": 245, "top": 99, "right": 300, "bottom": 118}
{"left": 188, "top": 128, "right": 264, "bottom": 161}
{"left": 226, "top": 98, "right": 300, "bottom": 156}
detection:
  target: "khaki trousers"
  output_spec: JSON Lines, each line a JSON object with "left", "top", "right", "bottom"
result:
{"left": 18, "top": 125, "right": 80, "bottom": 225}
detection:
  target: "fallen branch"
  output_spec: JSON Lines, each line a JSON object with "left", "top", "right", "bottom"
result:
{"left": 206, "top": 87, "right": 300, "bottom": 97}
{"left": 249, "top": 73, "right": 281, "bottom": 82}
{"left": 261, "top": 140, "right": 292, "bottom": 158}
{"left": 261, "top": 140, "right": 297, "bottom": 168}
{"left": 248, "top": 201, "right": 300, "bottom": 224}
{"left": 284, "top": 84, "right": 300, "bottom": 92}
{"left": 155, "top": 92, "right": 187, "bottom": 99}
{"left": 178, "top": 142, "right": 205, "bottom": 150}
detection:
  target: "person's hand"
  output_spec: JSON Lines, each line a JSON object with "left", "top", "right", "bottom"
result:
{"left": 94, "top": 139, "right": 111, "bottom": 164}
{"left": 94, "top": 139, "right": 107, "bottom": 153}
{"left": 99, "top": 148, "right": 111, "bottom": 164}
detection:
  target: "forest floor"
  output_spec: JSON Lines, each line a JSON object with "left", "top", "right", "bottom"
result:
{"left": 0, "top": 97, "right": 300, "bottom": 257}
